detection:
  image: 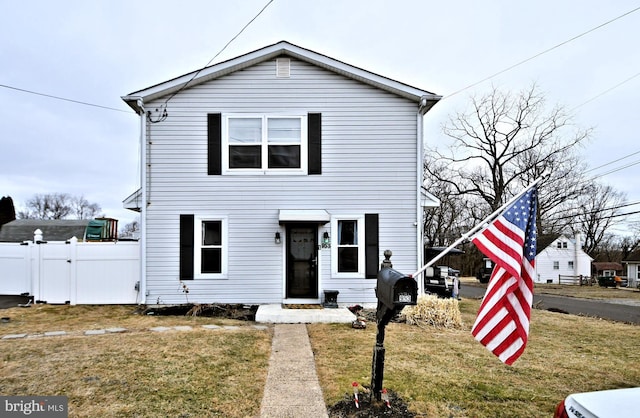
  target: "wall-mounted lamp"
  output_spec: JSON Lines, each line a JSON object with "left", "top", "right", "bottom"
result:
{"left": 322, "top": 231, "right": 330, "bottom": 248}
{"left": 275, "top": 232, "right": 281, "bottom": 244}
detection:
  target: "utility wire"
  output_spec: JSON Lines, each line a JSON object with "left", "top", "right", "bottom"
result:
{"left": 0, "top": 83, "right": 132, "bottom": 114}
{"left": 162, "top": 0, "right": 275, "bottom": 106}
{"left": 586, "top": 150, "right": 640, "bottom": 173}
{"left": 444, "top": 6, "right": 640, "bottom": 99}
{"left": 572, "top": 71, "right": 640, "bottom": 111}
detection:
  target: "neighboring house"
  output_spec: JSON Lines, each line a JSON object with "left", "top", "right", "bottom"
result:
{"left": 0, "top": 218, "right": 119, "bottom": 243}
{"left": 535, "top": 234, "right": 593, "bottom": 283}
{"left": 122, "top": 41, "right": 441, "bottom": 306}
{"left": 592, "top": 262, "right": 624, "bottom": 278}
{"left": 0, "top": 219, "right": 90, "bottom": 242}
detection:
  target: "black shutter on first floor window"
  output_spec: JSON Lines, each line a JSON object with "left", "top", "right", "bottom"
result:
{"left": 180, "top": 214, "right": 194, "bottom": 280}
{"left": 308, "top": 113, "right": 321, "bottom": 175}
{"left": 365, "top": 213, "right": 379, "bottom": 279}
{"left": 208, "top": 113, "right": 222, "bottom": 175}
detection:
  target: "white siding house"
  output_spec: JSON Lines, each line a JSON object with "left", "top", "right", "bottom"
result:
{"left": 122, "top": 41, "right": 441, "bottom": 306}
{"left": 535, "top": 234, "right": 593, "bottom": 284}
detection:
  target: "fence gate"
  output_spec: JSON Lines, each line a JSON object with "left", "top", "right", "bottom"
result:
{"left": 37, "top": 242, "right": 72, "bottom": 304}
{"left": 0, "top": 239, "right": 140, "bottom": 305}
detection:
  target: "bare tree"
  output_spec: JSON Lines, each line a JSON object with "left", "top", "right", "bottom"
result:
{"left": 571, "top": 183, "right": 627, "bottom": 254}
{"left": 426, "top": 84, "right": 591, "bottom": 230}
{"left": 120, "top": 218, "right": 140, "bottom": 238}
{"left": 422, "top": 157, "right": 475, "bottom": 246}
{"left": 18, "top": 193, "right": 102, "bottom": 220}
{"left": 70, "top": 195, "right": 102, "bottom": 219}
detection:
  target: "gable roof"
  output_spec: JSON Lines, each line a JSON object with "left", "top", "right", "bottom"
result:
{"left": 592, "top": 262, "right": 623, "bottom": 271}
{"left": 0, "top": 219, "right": 90, "bottom": 242}
{"left": 122, "top": 40, "right": 441, "bottom": 115}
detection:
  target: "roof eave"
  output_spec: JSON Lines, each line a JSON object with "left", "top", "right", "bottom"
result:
{"left": 121, "top": 41, "right": 441, "bottom": 111}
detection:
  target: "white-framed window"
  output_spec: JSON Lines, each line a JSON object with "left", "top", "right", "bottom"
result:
{"left": 222, "top": 114, "right": 307, "bottom": 174}
{"left": 568, "top": 261, "right": 574, "bottom": 270}
{"left": 553, "top": 261, "right": 560, "bottom": 270}
{"left": 557, "top": 241, "right": 568, "bottom": 249}
{"left": 194, "top": 216, "right": 228, "bottom": 278}
{"left": 331, "top": 215, "right": 365, "bottom": 278}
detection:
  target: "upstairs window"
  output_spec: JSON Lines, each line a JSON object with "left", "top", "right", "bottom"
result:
{"left": 224, "top": 115, "right": 306, "bottom": 173}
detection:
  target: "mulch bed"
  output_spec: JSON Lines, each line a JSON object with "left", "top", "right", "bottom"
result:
{"left": 328, "top": 388, "right": 415, "bottom": 417}
{"left": 140, "top": 303, "right": 259, "bottom": 321}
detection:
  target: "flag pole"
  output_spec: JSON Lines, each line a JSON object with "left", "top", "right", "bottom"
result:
{"left": 412, "top": 177, "right": 543, "bottom": 279}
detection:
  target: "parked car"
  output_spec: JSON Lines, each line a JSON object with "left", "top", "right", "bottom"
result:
{"left": 476, "top": 257, "right": 493, "bottom": 284}
{"left": 424, "top": 265, "right": 460, "bottom": 298}
{"left": 554, "top": 387, "right": 640, "bottom": 418}
{"left": 597, "top": 276, "right": 628, "bottom": 288}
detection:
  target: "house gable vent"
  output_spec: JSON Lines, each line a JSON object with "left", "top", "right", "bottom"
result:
{"left": 276, "top": 58, "right": 290, "bottom": 78}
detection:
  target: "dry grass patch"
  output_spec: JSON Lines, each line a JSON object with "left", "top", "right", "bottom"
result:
{"left": 534, "top": 284, "right": 640, "bottom": 301}
{"left": 0, "top": 304, "right": 244, "bottom": 335}
{"left": 0, "top": 304, "right": 271, "bottom": 417}
{"left": 309, "top": 298, "right": 640, "bottom": 417}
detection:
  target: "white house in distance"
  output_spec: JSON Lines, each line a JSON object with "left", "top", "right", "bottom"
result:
{"left": 122, "top": 41, "right": 441, "bottom": 306}
{"left": 535, "top": 233, "right": 593, "bottom": 283}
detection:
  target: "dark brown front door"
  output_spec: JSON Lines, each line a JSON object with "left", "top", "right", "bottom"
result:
{"left": 285, "top": 224, "right": 318, "bottom": 299}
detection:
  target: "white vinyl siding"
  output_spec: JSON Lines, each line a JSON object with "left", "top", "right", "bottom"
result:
{"left": 142, "top": 58, "right": 419, "bottom": 305}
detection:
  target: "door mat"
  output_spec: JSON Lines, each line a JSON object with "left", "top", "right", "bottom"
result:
{"left": 282, "top": 304, "right": 324, "bottom": 309}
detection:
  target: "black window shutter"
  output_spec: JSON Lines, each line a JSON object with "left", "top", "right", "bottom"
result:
{"left": 208, "top": 113, "right": 222, "bottom": 175}
{"left": 308, "top": 113, "right": 321, "bottom": 175}
{"left": 365, "top": 213, "right": 379, "bottom": 279}
{"left": 179, "top": 214, "right": 195, "bottom": 280}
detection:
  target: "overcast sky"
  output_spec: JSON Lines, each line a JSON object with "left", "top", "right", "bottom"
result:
{"left": 1, "top": 1, "right": 639, "bottom": 235}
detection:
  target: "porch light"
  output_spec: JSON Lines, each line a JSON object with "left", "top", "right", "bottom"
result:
{"left": 323, "top": 231, "right": 330, "bottom": 246}
{"left": 275, "top": 232, "right": 281, "bottom": 244}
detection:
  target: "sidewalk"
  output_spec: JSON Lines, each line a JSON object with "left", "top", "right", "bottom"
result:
{"left": 259, "top": 324, "right": 329, "bottom": 418}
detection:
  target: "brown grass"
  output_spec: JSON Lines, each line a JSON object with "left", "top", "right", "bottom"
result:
{"left": 308, "top": 298, "right": 640, "bottom": 417}
{"left": 3, "top": 298, "right": 640, "bottom": 417}
{"left": 0, "top": 305, "right": 271, "bottom": 418}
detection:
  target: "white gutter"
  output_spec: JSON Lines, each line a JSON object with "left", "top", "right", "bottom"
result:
{"left": 416, "top": 110, "right": 424, "bottom": 295}
{"left": 137, "top": 98, "right": 147, "bottom": 304}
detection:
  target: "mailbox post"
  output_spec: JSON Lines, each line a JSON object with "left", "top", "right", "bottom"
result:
{"left": 371, "top": 266, "right": 417, "bottom": 401}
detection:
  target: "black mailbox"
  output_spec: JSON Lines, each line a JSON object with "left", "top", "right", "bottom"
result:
{"left": 376, "top": 267, "right": 418, "bottom": 309}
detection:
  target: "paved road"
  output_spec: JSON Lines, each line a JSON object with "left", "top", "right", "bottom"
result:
{"left": 460, "top": 284, "right": 640, "bottom": 324}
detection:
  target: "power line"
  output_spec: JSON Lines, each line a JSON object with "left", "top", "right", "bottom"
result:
{"left": 0, "top": 83, "right": 132, "bottom": 114}
{"left": 586, "top": 150, "right": 640, "bottom": 173}
{"left": 161, "top": 0, "right": 275, "bottom": 107}
{"left": 444, "top": 6, "right": 640, "bottom": 99}
{"left": 572, "top": 71, "right": 640, "bottom": 111}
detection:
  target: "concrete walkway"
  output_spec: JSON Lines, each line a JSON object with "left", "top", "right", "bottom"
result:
{"left": 260, "top": 324, "right": 329, "bottom": 418}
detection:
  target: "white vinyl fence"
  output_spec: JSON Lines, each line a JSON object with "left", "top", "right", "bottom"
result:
{"left": 0, "top": 237, "right": 140, "bottom": 304}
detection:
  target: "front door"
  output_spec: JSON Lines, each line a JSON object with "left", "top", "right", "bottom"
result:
{"left": 285, "top": 224, "right": 318, "bottom": 299}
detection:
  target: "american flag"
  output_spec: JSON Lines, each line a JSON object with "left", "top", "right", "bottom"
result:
{"left": 471, "top": 186, "right": 537, "bottom": 365}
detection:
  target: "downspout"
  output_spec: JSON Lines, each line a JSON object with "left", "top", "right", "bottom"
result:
{"left": 416, "top": 95, "right": 442, "bottom": 294}
{"left": 137, "top": 98, "right": 147, "bottom": 304}
{"left": 416, "top": 104, "right": 425, "bottom": 295}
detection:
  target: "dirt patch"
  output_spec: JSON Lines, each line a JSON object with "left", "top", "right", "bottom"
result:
{"left": 141, "top": 303, "right": 258, "bottom": 321}
{"left": 328, "top": 389, "right": 415, "bottom": 417}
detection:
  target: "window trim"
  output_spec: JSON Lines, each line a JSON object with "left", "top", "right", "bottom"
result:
{"left": 193, "top": 216, "right": 228, "bottom": 279}
{"left": 222, "top": 114, "right": 308, "bottom": 175}
{"left": 331, "top": 215, "right": 366, "bottom": 278}
{"left": 553, "top": 261, "right": 560, "bottom": 270}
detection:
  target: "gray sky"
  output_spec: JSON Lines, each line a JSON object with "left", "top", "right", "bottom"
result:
{"left": 1, "top": 0, "right": 639, "bottom": 234}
